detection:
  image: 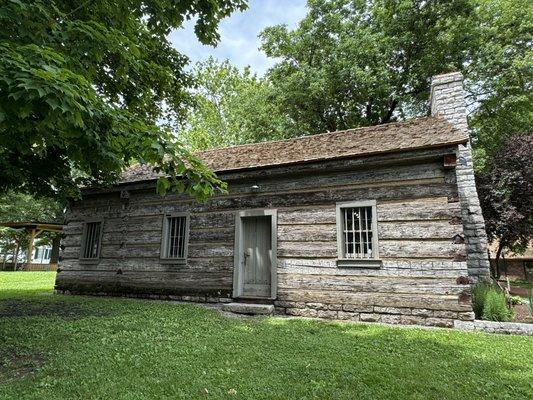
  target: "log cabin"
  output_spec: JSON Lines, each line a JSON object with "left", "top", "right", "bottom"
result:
{"left": 56, "top": 72, "right": 491, "bottom": 327}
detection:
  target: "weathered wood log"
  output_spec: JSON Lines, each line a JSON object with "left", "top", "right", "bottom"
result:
{"left": 70, "top": 179, "right": 456, "bottom": 218}
{"left": 276, "top": 199, "right": 460, "bottom": 226}
{"left": 64, "top": 236, "right": 463, "bottom": 260}
{"left": 277, "top": 259, "right": 468, "bottom": 279}
{"left": 276, "top": 289, "right": 471, "bottom": 312}
{"left": 277, "top": 221, "right": 461, "bottom": 241}
{"left": 63, "top": 227, "right": 235, "bottom": 248}
{"left": 55, "top": 270, "right": 233, "bottom": 295}
{"left": 64, "top": 214, "right": 234, "bottom": 237}
{"left": 276, "top": 239, "right": 464, "bottom": 259}
{"left": 57, "top": 269, "right": 232, "bottom": 286}
{"left": 278, "top": 224, "right": 337, "bottom": 242}
{"left": 277, "top": 273, "right": 465, "bottom": 295}
{"left": 137, "top": 162, "right": 446, "bottom": 200}
{"left": 59, "top": 257, "right": 234, "bottom": 272}
{"left": 378, "top": 221, "right": 461, "bottom": 239}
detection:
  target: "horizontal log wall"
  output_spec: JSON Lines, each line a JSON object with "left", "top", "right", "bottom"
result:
{"left": 56, "top": 151, "right": 474, "bottom": 326}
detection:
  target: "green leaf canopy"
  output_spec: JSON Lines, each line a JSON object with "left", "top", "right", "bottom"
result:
{"left": 0, "top": 0, "right": 247, "bottom": 200}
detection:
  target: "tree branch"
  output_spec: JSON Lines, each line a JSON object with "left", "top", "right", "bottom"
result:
{"left": 381, "top": 99, "right": 398, "bottom": 124}
{"left": 365, "top": 100, "right": 373, "bottom": 123}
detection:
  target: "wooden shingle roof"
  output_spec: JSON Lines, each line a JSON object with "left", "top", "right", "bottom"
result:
{"left": 121, "top": 116, "right": 467, "bottom": 183}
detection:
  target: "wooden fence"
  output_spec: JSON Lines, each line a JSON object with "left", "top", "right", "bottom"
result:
{"left": 25, "top": 263, "right": 58, "bottom": 271}
{"left": 0, "top": 263, "right": 58, "bottom": 272}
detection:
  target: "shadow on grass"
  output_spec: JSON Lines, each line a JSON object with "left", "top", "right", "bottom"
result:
{"left": 0, "top": 298, "right": 113, "bottom": 319}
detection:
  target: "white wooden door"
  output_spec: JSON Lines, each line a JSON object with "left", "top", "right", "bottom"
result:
{"left": 241, "top": 216, "right": 271, "bottom": 297}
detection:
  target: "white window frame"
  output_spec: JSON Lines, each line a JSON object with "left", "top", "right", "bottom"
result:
{"left": 79, "top": 220, "right": 104, "bottom": 264}
{"left": 160, "top": 213, "right": 190, "bottom": 264}
{"left": 336, "top": 200, "right": 381, "bottom": 268}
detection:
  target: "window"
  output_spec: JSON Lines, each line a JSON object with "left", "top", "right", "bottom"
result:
{"left": 336, "top": 201, "right": 380, "bottom": 267}
{"left": 80, "top": 221, "right": 103, "bottom": 261}
{"left": 161, "top": 214, "right": 189, "bottom": 262}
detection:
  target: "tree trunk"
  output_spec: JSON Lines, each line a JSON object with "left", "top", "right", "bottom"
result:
{"left": 13, "top": 241, "right": 20, "bottom": 270}
{"left": 2, "top": 243, "right": 8, "bottom": 269}
{"left": 381, "top": 99, "right": 398, "bottom": 123}
{"left": 365, "top": 100, "right": 373, "bottom": 123}
{"left": 494, "top": 239, "right": 506, "bottom": 280}
{"left": 50, "top": 235, "right": 61, "bottom": 264}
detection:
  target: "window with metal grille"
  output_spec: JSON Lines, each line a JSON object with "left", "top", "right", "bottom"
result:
{"left": 81, "top": 221, "right": 102, "bottom": 260}
{"left": 336, "top": 201, "right": 380, "bottom": 267}
{"left": 161, "top": 214, "right": 189, "bottom": 261}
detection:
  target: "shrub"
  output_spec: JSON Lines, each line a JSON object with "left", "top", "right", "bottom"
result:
{"left": 509, "top": 295, "right": 523, "bottom": 305}
{"left": 471, "top": 283, "right": 491, "bottom": 318}
{"left": 482, "top": 290, "right": 512, "bottom": 322}
{"left": 528, "top": 296, "right": 533, "bottom": 315}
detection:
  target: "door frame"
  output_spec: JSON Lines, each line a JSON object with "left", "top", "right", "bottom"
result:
{"left": 233, "top": 209, "right": 277, "bottom": 299}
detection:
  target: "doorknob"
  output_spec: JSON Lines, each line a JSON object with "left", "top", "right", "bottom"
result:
{"left": 243, "top": 250, "right": 250, "bottom": 264}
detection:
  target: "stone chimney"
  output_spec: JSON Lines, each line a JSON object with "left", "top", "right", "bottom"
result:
{"left": 430, "top": 72, "right": 490, "bottom": 282}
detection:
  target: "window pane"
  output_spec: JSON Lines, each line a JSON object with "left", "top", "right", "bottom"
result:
{"left": 341, "top": 206, "right": 375, "bottom": 259}
{"left": 83, "top": 222, "right": 102, "bottom": 259}
{"left": 165, "top": 216, "right": 187, "bottom": 259}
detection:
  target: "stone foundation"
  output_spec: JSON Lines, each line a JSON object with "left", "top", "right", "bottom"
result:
{"left": 55, "top": 290, "right": 476, "bottom": 328}
{"left": 274, "top": 300, "right": 475, "bottom": 328}
{"left": 54, "top": 289, "right": 232, "bottom": 304}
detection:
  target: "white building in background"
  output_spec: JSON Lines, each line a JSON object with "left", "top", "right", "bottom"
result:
{"left": 32, "top": 245, "right": 52, "bottom": 264}
{"left": 0, "top": 244, "right": 52, "bottom": 264}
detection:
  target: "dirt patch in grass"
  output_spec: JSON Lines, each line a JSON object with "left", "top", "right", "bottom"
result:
{"left": 0, "top": 351, "right": 45, "bottom": 382}
{"left": 0, "top": 299, "right": 111, "bottom": 319}
{"left": 510, "top": 286, "right": 532, "bottom": 297}
{"left": 514, "top": 303, "right": 533, "bottom": 324}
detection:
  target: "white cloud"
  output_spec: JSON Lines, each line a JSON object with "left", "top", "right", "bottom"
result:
{"left": 168, "top": 0, "right": 308, "bottom": 75}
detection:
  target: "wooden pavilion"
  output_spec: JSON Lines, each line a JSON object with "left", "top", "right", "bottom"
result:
{"left": 1, "top": 222, "right": 63, "bottom": 271}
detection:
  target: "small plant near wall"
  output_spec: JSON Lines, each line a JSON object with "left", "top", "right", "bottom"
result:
{"left": 482, "top": 291, "right": 513, "bottom": 322}
{"left": 471, "top": 283, "right": 491, "bottom": 318}
{"left": 471, "top": 282, "right": 513, "bottom": 322}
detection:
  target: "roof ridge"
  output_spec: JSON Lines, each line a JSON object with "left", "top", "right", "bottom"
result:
{"left": 195, "top": 116, "right": 437, "bottom": 155}
{"left": 117, "top": 115, "right": 467, "bottom": 184}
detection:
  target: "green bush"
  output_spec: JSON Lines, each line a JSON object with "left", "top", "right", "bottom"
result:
{"left": 482, "top": 290, "right": 512, "bottom": 322}
{"left": 509, "top": 295, "right": 523, "bottom": 305}
{"left": 471, "top": 283, "right": 491, "bottom": 318}
{"left": 528, "top": 296, "right": 533, "bottom": 315}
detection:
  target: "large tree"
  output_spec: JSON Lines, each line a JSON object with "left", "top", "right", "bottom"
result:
{"left": 258, "top": 0, "right": 532, "bottom": 163}
{"left": 0, "top": 0, "right": 247, "bottom": 200}
{"left": 260, "top": 0, "right": 476, "bottom": 135}
{"left": 467, "top": 0, "right": 533, "bottom": 168}
{"left": 477, "top": 134, "right": 533, "bottom": 278}
{"left": 178, "top": 57, "right": 289, "bottom": 151}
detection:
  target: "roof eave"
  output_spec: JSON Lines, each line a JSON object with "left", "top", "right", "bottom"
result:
{"left": 82, "top": 140, "right": 466, "bottom": 193}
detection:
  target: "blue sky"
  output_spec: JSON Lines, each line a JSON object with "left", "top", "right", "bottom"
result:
{"left": 169, "top": 0, "right": 308, "bottom": 75}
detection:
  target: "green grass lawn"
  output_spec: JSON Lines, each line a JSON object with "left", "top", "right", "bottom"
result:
{"left": 1, "top": 272, "right": 532, "bottom": 399}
